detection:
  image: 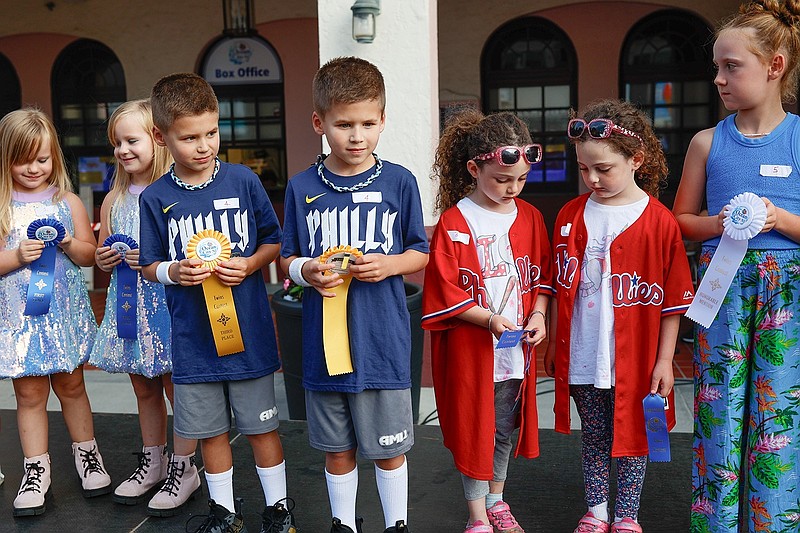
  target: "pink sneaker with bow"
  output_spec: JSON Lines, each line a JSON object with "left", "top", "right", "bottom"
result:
{"left": 574, "top": 512, "right": 610, "bottom": 533}
{"left": 486, "top": 501, "right": 524, "bottom": 532}
{"left": 610, "top": 518, "right": 642, "bottom": 533}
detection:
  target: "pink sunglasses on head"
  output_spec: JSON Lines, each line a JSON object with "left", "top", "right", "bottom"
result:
{"left": 472, "top": 144, "right": 543, "bottom": 166}
{"left": 567, "top": 118, "right": 642, "bottom": 144}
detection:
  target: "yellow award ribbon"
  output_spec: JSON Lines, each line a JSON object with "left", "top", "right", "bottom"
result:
{"left": 320, "top": 245, "right": 363, "bottom": 376}
{"left": 186, "top": 230, "right": 245, "bottom": 356}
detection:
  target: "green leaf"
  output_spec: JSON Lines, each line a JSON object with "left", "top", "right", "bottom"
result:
{"left": 691, "top": 513, "right": 710, "bottom": 533}
{"left": 757, "top": 330, "right": 790, "bottom": 366}
{"left": 721, "top": 484, "right": 739, "bottom": 506}
{"left": 752, "top": 453, "right": 782, "bottom": 489}
{"left": 730, "top": 362, "right": 749, "bottom": 389}
{"left": 698, "top": 403, "right": 715, "bottom": 439}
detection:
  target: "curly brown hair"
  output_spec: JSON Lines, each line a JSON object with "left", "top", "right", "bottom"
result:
{"left": 432, "top": 109, "right": 532, "bottom": 213}
{"left": 569, "top": 99, "right": 668, "bottom": 198}
{"left": 719, "top": 0, "right": 800, "bottom": 103}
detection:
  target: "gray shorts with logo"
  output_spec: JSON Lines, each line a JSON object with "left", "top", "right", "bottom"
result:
{"left": 173, "top": 373, "right": 279, "bottom": 439}
{"left": 305, "top": 388, "right": 414, "bottom": 460}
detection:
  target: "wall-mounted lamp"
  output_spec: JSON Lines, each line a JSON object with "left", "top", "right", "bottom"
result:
{"left": 222, "top": 0, "right": 255, "bottom": 36}
{"left": 351, "top": 0, "right": 381, "bottom": 44}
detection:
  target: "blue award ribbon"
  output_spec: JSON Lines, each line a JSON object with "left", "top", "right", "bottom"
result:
{"left": 104, "top": 234, "right": 139, "bottom": 339}
{"left": 24, "top": 218, "right": 66, "bottom": 316}
{"left": 642, "top": 393, "right": 671, "bottom": 462}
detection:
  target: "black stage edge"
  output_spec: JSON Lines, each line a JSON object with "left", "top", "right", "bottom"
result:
{"left": 0, "top": 410, "right": 690, "bottom": 532}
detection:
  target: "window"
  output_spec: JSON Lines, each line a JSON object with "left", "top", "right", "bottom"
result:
{"left": 621, "top": 10, "right": 715, "bottom": 192}
{"left": 482, "top": 17, "right": 578, "bottom": 193}
{"left": 0, "top": 52, "right": 20, "bottom": 117}
{"left": 51, "top": 39, "right": 126, "bottom": 150}
{"left": 200, "top": 35, "right": 286, "bottom": 198}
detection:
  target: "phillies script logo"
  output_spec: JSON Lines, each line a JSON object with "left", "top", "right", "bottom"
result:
{"left": 612, "top": 271, "right": 663, "bottom": 307}
{"left": 516, "top": 255, "right": 541, "bottom": 294}
{"left": 458, "top": 268, "right": 489, "bottom": 308}
{"left": 555, "top": 245, "right": 578, "bottom": 289}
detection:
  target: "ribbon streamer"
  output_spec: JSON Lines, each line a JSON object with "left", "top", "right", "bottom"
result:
{"left": 186, "top": 230, "right": 244, "bottom": 356}
{"left": 685, "top": 192, "right": 767, "bottom": 328}
{"left": 104, "top": 234, "right": 139, "bottom": 339}
{"left": 24, "top": 218, "right": 65, "bottom": 316}
{"left": 320, "top": 245, "right": 363, "bottom": 376}
{"left": 643, "top": 393, "right": 671, "bottom": 462}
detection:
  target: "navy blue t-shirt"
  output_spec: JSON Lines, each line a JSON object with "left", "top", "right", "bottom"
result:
{"left": 139, "top": 162, "right": 282, "bottom": 384}
{"left": 281, "top": 159, "right": 429, "bottom": 393}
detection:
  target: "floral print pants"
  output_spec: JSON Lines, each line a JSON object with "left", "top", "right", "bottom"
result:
{"left": 692, "top": 248, "right": 800, "bottom": 533}
{"left": 571, "top": 384, "right": 648, "bottom": 520}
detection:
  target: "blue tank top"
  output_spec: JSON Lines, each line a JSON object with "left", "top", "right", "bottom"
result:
{"left": 705, "top": 112, "right": 800, "bottom": 249}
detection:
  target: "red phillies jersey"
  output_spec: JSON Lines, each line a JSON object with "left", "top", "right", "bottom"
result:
{"left": 551, "top": 194, "right": 694, "bottom": 456}
{"left": 422, "top": 199, "right": 553, "bottom": 480}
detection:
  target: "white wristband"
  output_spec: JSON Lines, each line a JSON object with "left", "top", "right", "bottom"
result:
{"left": 288, "top": 257, "right": 313, "bottom": 287}
{"left": 156, "top": 260, "right": 179, "bottom": 285}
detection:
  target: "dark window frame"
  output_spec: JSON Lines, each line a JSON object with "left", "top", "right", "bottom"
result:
{"left": 481, "top": 16, "right": 579, "bottom": 194}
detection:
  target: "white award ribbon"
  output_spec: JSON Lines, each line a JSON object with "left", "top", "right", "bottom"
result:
{"left": 685, "top": 192, "right": 767, "bottom": 328}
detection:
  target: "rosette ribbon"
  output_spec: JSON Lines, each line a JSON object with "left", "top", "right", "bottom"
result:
{"left": 24, "top": 218, "right": 66, "bottom": 316}
{"left": 186, "top": 230, "right": 244, "bottom": 356}
{"left": 104, "top": 234, "right": 139, "bottom": 339}
{"left": 320, "top": 245, "right": 363, "bottom": 376}
{"left": 685, "top": 192, "right": 767, "bottom": 328}
{"left": 643, "top": 393, "right": 671, "bottom": 462}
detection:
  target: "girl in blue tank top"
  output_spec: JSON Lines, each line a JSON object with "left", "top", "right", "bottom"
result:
{"left": 673, "top": 2, "right": 800, "bottom": 532}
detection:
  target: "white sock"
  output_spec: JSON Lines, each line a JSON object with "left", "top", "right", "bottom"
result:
{"left": 590, "top": 502, "right": 609, "bottom": 522}
{"left": 375, "top": 458, "right": 408, "bottom": 528}
{"left": 485, "top": 492, "right": 502, "bottom": 509}
{"left": 326, "top": 467, "right": 358, "bottom": 530}
{"left": 615, "top": 515, "right": 638, "bottom": 523}
{"left": 205, "top": 467, "right": 235, "bottom": 513}
{"left": 256, "top": 461, "right": 287, "bottom": 507}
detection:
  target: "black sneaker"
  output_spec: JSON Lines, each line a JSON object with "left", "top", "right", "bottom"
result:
{"left": 330, "top": 517, "right": 363, "bottom": 533}
{"left": 383, "top": 521, "right": 409, "bottom": 533}
{"left": 260, "top": 497, "right": 297, "bottom": 533}
{"left": 186, "top": 498, "right": 248, "bottom": 533}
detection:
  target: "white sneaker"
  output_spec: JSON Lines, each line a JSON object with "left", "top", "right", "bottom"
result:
{"left": 72, "top": 438, "right": 112, "bottom": 497}
{"left": 0, "top": 463, "right": 4, "bottom": 486}
{"left": 147, "top": 452, "right": 202, "bottom": 517}
{"left": 13, "top": 453, "right": 51, "bottom": 516}
{"left": 113, "top": 444, "right": 168, "bottom": 505}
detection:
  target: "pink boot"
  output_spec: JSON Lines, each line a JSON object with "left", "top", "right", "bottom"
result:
{"left": 13, "top": 453, "right": 51, "bottom": 516}
{"left": 113, "top": 444, "right": 168, "bottom": 505}
{"left": 610, "top": 518, "right": 642, "bottom": 533}
{"left": 72, "top": 438, "right": 112, "bottom": 497}
{"left": 147, "top": 452, "right": 202, "bottom": 517}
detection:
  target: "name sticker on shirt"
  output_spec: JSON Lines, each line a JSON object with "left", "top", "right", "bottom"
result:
{"left": 214, "top": 197, "right": 240, "bottom": 210}
{"left": 447, "top": 230, "right": 470, "bottom": 245}
{"left": 351, "top": 191, "right": 383, "bottom": 204}
{"left": 759, "top": 164, "right": 792, "bottom": 178}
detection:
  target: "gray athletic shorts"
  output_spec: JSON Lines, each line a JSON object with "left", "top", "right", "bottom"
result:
{"left": 173, "top": 374, "right": 279, "bottom": 439}
{"left": 305, "top": 388, "right": 414, "bottom": 460}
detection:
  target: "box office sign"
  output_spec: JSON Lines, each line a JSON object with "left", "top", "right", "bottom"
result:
{"left": 202, "top": 37, "right": 282, "bottom": 85}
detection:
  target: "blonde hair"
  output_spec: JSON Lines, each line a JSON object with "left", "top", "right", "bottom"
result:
{"left": 0, "top": 108, "right": 72, "bottom": 241}
{"left": 719, "top": 0, "right": 800, "bottom": 103}
{"left": 106, "top": 100, "right": 172, "bottom": 229}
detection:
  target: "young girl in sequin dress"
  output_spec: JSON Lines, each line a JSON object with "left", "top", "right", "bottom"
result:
{"left": 89, "top": 100, "right": 200, "bottom": 515}
{"left": 0, "top": 108, "right": 112, "bottom": 516}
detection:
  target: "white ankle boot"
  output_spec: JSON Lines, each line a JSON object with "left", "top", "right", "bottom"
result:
{"left": 113, "top": 444, "right": 168, "bottom": 505}
{"left": 13, "top": 453, "right": 51, "bottom": 516}
{"left": 147, "top": 452, "right": 202, "bottom": 517}
{"left": 72, "top": 438, "right": 112, "bottom": 497}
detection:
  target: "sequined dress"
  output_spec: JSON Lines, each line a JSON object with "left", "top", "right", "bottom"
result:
{"left": 0, "top": 188, "right": 97, "bottom": 378}
{"left": 89, "top": 185, "right": 171, "bottom": 377}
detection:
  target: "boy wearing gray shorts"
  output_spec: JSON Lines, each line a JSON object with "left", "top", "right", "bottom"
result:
{"left": 280, "top": 57, "right": 429, "bottom": 533}
{"left": 140, "top": 73, "right": 296, "bottom": 533}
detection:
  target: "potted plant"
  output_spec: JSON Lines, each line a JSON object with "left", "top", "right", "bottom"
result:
{"left": 270, "top": 279, "right": 424, "bottom": 422}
